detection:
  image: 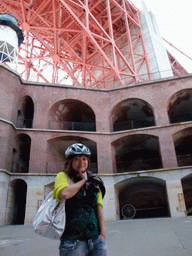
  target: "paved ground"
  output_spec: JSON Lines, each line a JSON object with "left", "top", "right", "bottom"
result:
{"left": 0, "top": 217, "right": 192, "bottom": 256}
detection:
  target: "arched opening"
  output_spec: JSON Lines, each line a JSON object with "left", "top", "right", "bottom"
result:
{"left": 112, "top": 134, "right": 162, "bottom": 173}
{"left": 111, "top": 99, "right": 155, "bottom": 132}
{"left": 16, "top": 96, "right": 34, "bottom": 128}
{"left": 12, "top": 134, "right": 31, "bottom": 173}
{"left": 168, "top": 90, "right": 192, "bottom": 124}
{"left": 49, "top": 99, "right": 96, "bottom": 131}
{"left": 182, "top": 174, "right": 192, "bottom": 216}
{"left": 173, "top": 128, "right": 192, "bottom": 167}
{"left": 46, "top": 136, "right": 97, "bottom": 173}
{"left": 116, "top": 177, "right": 170, "bottom": 219}
{"left": 6, "top": 179, "right": 27, "bottom": 225}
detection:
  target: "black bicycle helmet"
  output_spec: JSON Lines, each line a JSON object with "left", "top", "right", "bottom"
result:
{"left": 87, "top": 171, "right": 106, "bottom": 198}
{"left": 65, "top": 143, "right": 91, "bottom": 159}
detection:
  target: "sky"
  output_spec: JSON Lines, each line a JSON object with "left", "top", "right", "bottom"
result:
{"left": 131, "top": 0, "right": 192, "bottom": 73}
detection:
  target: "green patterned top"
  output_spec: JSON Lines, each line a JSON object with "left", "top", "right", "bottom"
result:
{"left": 61, "top": 189, "right": 100, "bottom": 241}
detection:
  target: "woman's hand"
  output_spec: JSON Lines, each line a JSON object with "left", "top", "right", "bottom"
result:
{"left": 79, "top": 170, "right": 88, "bottom": 181}
{"left": 99, "top": 233, "right": 106, "bottom": 241}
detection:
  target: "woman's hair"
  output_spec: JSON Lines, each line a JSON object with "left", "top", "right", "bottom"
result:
{"left": 63, "top": 156, "right": 90, "bottom": 180}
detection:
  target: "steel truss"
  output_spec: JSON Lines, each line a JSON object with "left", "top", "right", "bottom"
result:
{"left": 0, "top": 0, "right": 151, "bottom": 87}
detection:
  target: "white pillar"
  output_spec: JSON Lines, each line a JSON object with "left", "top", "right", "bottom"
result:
{"left": 102, "top": 176, "right": 117, "bottom": 221}
{"left": 140, "top": 2, "right": 173, "bottom": 79}
{"left": 25, "top": 183, "right": 44, "bottom": 225}
{"left": 166, "top": 179, "right": 186, "bottom": 217}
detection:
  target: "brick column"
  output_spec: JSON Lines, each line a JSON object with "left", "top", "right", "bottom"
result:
{"left": 111, "top": 145, "right": 117, "bottom": 173}
{"left": 95, "top": 114, "right": 111, "bottom": 133}
{"left": 0, "top": 123, "right": 15, "bottom": 171}
{"left": 97, "top": 137, "right": 113, "bottom": 174}
{"left": 154, "top": 106, "right": 170, "bottom": 127}
{"left": 166, "top": 179, "right": 186, "bottom": 217}
{"left": 29, "top": 133, "right": 47, "bottom": 173}
{"left": 32, "top": 100, "right": 49, "bottom": 129}
{"left": 158, "top": 130, "right": 178, "bottom": 169}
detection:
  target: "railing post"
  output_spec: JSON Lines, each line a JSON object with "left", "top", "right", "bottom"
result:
{"left": 130, "top": 120, "right": 134, "bottom": 129}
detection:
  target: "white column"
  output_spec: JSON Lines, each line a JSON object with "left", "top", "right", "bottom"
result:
{"left": 166, "top": 179, "right": 186, "bottom": 217}
{"left": 140, "top": 2, "right": 173, "bottom": 79}
{"left": 25, "top": 182, "right": 44, "bottom": 224}
{"left": 102, "top": 176, "right": 117, "bottom": 221}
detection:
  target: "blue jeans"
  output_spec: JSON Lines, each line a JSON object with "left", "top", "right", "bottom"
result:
{"left": 59, "top": 237, "right": 107, "bottom": 256}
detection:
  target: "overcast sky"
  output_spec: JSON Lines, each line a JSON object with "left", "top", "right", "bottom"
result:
{"left": 131, "top": 0, "right": 192, "bottom": 73}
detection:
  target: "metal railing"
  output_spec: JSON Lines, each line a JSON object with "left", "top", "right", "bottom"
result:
{"left": 116, "top": 157, "right": 162, "bottom": 173}
{"left": 177, "top": 154, "right": 192, "bottom": 167}
{"left": 114, "top": 117, "right": 155, "bottom": 131}
{"left": 116, "top": 154, "right": 192, "bottom": 172}
{"left": 11, "top": 161, "right": 29, "bottom": 173}
{"left": 16, "top": 118, "right": 33, "bottom": 128}
{"left": 46, "top": 161, "right": 97, "bottom": 173}
{"left": 49, "top": 121, "right": 96, "bottom": 131}
{"left": 169, "top": 111, "right": 192, "bottom": 124}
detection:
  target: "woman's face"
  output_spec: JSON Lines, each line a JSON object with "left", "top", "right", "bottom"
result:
{"left": 72, "top": 155, "right": 89, "bottom": 175}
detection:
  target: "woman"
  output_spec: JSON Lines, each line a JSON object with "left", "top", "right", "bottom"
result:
{"left": 53, "top": 143, "right": 107, "bottom": 256}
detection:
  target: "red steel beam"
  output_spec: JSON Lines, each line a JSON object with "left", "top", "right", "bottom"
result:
{"left": 0, "top": 0, "right": 151, "bottom": 87}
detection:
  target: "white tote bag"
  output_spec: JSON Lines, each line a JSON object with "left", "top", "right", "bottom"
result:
{"left": 33, "top": 191, "right": 66, "bottom": 239}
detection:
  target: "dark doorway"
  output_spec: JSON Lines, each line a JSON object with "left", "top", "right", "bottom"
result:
{"left": 182, "top": 175, "right": 192, "bottom": 216}
{"left": 118, "top": 177, "right": 170, "bottom": 219}
{"left": 9, "top": 179, "right": 27, "bottom": 225}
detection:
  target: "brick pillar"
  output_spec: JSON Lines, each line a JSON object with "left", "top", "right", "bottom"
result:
{"left": 0, "top": 123, "right": 15, "bottom": 171}
{"left": 97, "top": 137, "right": 113, "bottom": 174}
{"left": 29, "top": 133, "right": 47, "bottom": 173}
{"left": 154, "top": 106, "right": 170, "bottom": 127}
{"left": 96, "top": 116, "right": 111, "bottom": 133}
{"left": 166, "top": 179, "right": 186, "bottom": 217}
{"left": 111, "top": 145, "right": 117, "bottom": 173}
{"left": 158, "top": 130, "right": 178, "bottom": 169}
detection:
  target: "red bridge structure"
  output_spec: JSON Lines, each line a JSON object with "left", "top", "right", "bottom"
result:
{"left": 0, "top": 0, "right": 188, "bottom": 87}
